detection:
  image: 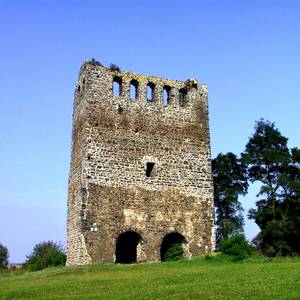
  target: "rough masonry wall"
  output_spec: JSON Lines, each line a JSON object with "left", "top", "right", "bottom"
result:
{"left": 66, "top": 80, "right": 92, "bottom": 265}
{"left": 67, "top": 61, "right": 215, "bottom": 265}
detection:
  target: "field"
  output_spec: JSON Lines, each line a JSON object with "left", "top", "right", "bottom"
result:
{"left": 0, "top": 255, "right": 300, "bottom": 300}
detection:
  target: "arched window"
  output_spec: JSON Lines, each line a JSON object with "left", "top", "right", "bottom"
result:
{"left": 147, "top": 82, "right": 155, "bottom": 102}
{"left": 115, "top": 231, "right": 142, "bottom": 263}
{"left": 179, "top": 88, "right": 187, "bottom": 107}
{"left": 130, "top": 79, "right": 138, "bottom": 101}
{"left": 113, "top": 76, "right": 122, "bottom": 97}
{"left": 160, "top": 232, "right": 186, "bottom": 261}
{"left": 163, "top": 86, "right": 171, "bottom": 106}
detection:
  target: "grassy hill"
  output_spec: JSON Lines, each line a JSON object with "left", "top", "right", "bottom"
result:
{"left": 1, "top": 255, "right": 300, "bottom": 299}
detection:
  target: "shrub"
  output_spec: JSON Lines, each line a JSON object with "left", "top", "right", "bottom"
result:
{"left": 89, "top": 58, "right": 103, "bottom": 67}
{"left": 26, "top": 241, "right": 66, "bottom": 271}
{"left": 109, "top": 63, "right": 121, "bottom": 72}
{"left": 0, "top": 243, "right": 9, "bottom": 267}
{"left": 163, "top": 244, "right": 184, "bottom": 261}
{"left": 220, "top": 235, "right": 252, "bottom": 261}
{"left": 117, "top": 104, "right": 124, "bottom": 114}
{"left": 204, "top": 253, "right": 214, "bottom": 260}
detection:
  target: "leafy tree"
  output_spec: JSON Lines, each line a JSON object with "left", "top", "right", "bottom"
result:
{"left": 0, "top": 243, "right": 9, "bottom": 267}
{"left": 212, "top": 153, "right": 248, "bottom": 248}
{"left": 26, "top": 241, "right": 66, "bottom": 271}
{"left": 242, "top": 119, "right": 300, "bottom": 256}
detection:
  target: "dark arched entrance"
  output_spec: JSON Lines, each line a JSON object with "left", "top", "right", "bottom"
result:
{"left": 115, "top": 231, "right": 142, "bottom": 263}
{"left": 160, "top": 232, "right": 186, "bottom": 261}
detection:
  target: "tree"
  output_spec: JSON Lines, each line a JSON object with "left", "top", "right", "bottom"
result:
{"left": 0, "top": 243, "right": 9, "bottom": 267}
{"left": 212, "top": 152, "right": 248, "bottom": 248}
{"left": 275, "top": 147, "right": 300, "bottom": 254}
{"left": 26, "top": 241, "right": 66, "bottom": 271}
{"left": 242, "top": 119, "right": 300, "bottom": 256}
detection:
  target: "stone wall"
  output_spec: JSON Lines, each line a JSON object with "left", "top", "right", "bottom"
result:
{"left": 67, "top": 61, "right": 215, "bottom": 265}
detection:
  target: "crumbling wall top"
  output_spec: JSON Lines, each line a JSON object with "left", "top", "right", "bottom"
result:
{"left": 79, "top": 60, "right": 207, "bottom": 92}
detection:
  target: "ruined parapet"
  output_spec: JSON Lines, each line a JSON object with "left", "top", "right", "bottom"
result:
{"left": 66, "top": 60, "right": 215, "bottom": 265}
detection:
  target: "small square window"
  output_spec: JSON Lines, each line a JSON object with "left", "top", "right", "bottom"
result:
{"left": 146, "top": 162, "right": 155, "bottom": 177}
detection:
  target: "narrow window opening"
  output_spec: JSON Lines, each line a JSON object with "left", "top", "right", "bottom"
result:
{"left": 163, "top": 86, "right": 171, "bottom": 106}
{"left": 82, "top": 78, "right": 86, "bottom": 91}
{"left": 130, "top": 79, "right": 138, "bottom": 101}
{"left": 179, "top": 88, "right": 187, "bottom": 107}
{"left": 147, "top": 83, "right": 155, "bottom": 102}
{"left": 113, "top": 76, "right": 122, "bottom": 96}
{"left": 146, "top": 162, "right": 155, "bottom": 177}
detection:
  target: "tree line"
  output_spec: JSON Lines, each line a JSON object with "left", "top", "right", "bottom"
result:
{"left": 0, "top": 241, "right": 65, "bottom": 270}
{"left": 213, "top": 119, "right": 300, "bottom": 256}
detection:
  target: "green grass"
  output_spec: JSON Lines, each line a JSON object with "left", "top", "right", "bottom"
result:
{"left": 0, "top": 255, "right": 300, "bottom": 299}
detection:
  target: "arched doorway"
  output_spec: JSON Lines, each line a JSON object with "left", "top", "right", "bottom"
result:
{"left": 115, "top": 231, "right": 142, "bottom": 263}
{"left": 160, "top": 232, "right": 186, "bottom": 261}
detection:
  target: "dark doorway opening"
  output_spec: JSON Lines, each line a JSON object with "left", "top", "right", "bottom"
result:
{"left": 160, "top": 232, "right": 186, "bottom": 261}
{"left": 115, "top": 231, "right": 141, "bottom": 263}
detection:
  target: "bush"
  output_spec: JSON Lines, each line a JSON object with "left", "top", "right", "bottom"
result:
{"left": 220, "top": 235, "right": 252, "bottom": 261}
{"left": 163, "top": 244, "right": 184, "bottom": 261}
{"left": 26, "top": 241, "right": 66, "bottom": 271}
{"left": 109, "top": 63, "right": 121, "bottom": 72}
{"left": 0, "top": 243, "right": 9, "bottom": 267}
{"left": 204, "top": 253, "right": 214, "bottom": 260}
{"left": 89, "top": 58, "right": 103, "bottom": 67}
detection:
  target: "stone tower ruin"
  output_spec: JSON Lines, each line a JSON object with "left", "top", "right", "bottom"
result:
{"left": 67, "top": 60, "right": 215, "bottom": 265}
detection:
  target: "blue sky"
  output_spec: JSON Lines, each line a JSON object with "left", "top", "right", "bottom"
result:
{"left": 0, "top": 1, "right": 299, "bottom": 263}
